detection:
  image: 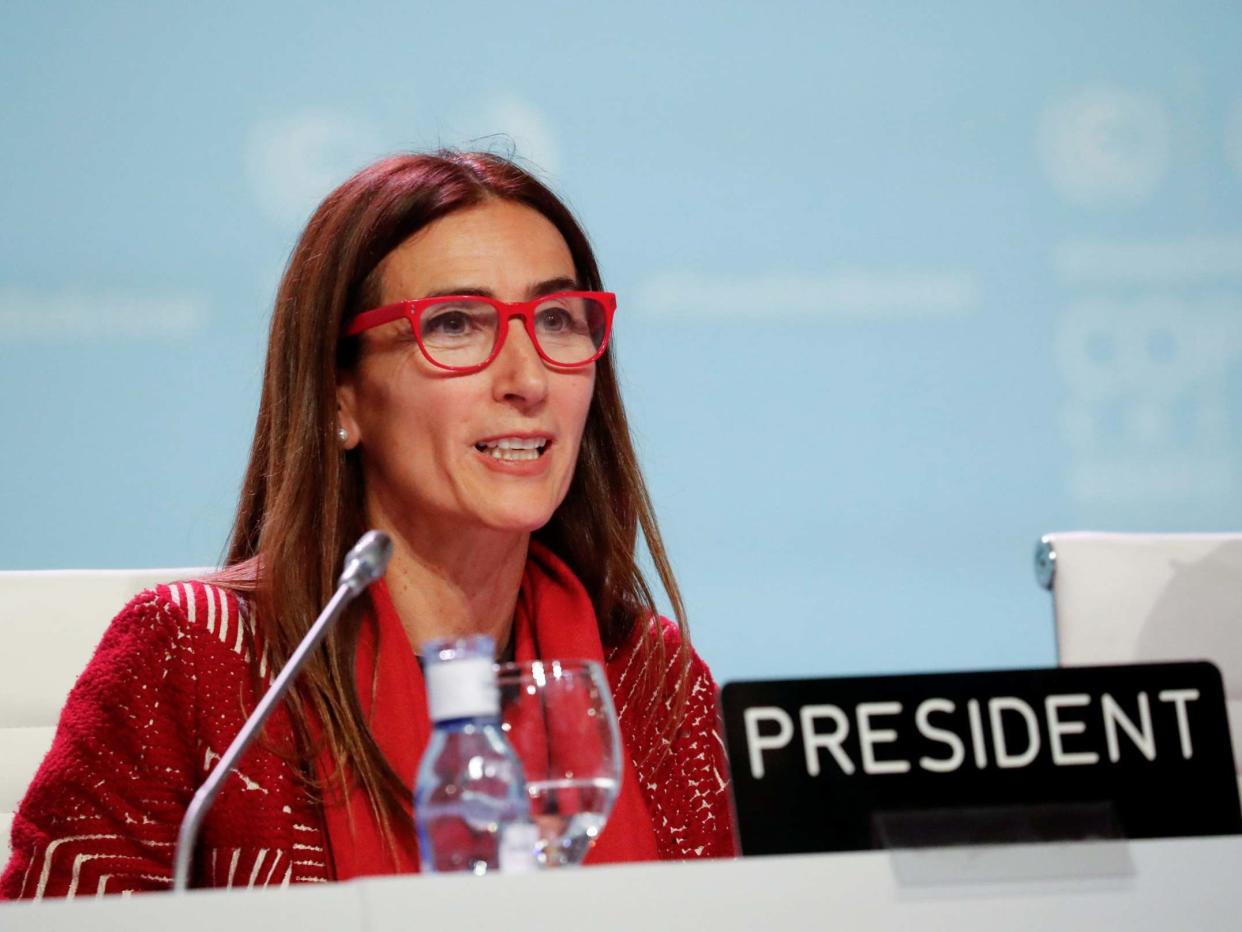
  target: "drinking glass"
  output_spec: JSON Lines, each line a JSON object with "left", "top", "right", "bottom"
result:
{"left": 494, "top": 659, "right": 622, "bottom": 868}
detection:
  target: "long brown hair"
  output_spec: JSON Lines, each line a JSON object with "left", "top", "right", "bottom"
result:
{"left": 222, "top": 151, "right": 689, "bottom": 835}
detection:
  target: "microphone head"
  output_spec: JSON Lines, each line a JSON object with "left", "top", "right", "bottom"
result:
{"left": 339, "top": 530, "right": 394, "bottom": 592}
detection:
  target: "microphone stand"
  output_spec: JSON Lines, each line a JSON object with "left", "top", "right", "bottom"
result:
{"left": 171, "top": 530, "right": 393, "bottom": 893}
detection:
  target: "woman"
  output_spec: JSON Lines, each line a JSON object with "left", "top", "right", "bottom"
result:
{"left": 0, "top": 151, "right": 736, "bottom": 898}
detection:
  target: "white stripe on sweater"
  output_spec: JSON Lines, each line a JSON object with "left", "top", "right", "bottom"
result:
{"left": 99, "top": 872, "right": 172, "bottom": 896}
{"left": 18, "top": 848, "right": 34, "bottom": 899}
{"left": 68, "top": 852, "right": 130, "bottom": 898}
{"left": 247, "top": 849, "right": 268, "bottom": 888}
{"left": 33, "top": 834, "right": 123, "bottom": 900}
{"left": 263, "top": 851, "right": 282, "bottom": 887}
{"left": 206, "top": 584, "right": 217, "bottom": 636}
{"left": 233, "top": 598, "right": 247, "bottom": 654}
{"left": 219, "top": 588, "right": 232, "bottom": 646}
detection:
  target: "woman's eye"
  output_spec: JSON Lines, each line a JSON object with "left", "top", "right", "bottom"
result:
{"left": 423, "top": 309, "right": 472, "bottom": 336}
{"left": 536, "top": 307, "right": 573, "bottom": 332}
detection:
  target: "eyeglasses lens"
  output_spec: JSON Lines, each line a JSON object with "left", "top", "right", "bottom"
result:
{"left": 417, "top": 296, "right": 608, "bottom": 368}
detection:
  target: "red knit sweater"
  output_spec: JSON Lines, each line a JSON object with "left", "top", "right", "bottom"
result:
{"left": 1, "top": 580, "right": 736, "bottom": 899}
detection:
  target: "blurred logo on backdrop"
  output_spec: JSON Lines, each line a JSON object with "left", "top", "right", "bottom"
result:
{"left": 635, "top": 269, "right": 981, "bottom": 321}
{"left": 243, "top": 98, "right": 560, "bottom": 232}
{"left": 245, "top": 111, "right": 384, "bottom": 229}
{"left": 0, "top": 290, "right": 207, "bottom": 342}
{"left": 1038, "top": 85, "right": 1170, "bottom": 208}
{"left": 1040, "top": 86, "right": 1242, "bottom": 516}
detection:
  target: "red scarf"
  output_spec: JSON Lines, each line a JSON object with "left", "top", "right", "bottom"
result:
{"left": 319, "top": 541, "right": 659, "bottom": 880}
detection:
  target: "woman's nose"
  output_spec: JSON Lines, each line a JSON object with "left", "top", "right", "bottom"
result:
{"left": 490, "top": 317, "right": 548, "bottom": 407}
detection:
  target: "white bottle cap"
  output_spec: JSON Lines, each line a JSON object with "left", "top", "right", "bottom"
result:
{"left": 425, "top": 655, "right": 499, "bottom": 721}
{"left": 498, "top": 822, "right": 540, "bottom": 874}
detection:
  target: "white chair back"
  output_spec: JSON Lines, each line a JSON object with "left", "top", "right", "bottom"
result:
{"left": 1036, "top": 532, "right": 1242, "bottom": 791}
{"left": 0, "top": 568, "right": 208, "bottom": 868}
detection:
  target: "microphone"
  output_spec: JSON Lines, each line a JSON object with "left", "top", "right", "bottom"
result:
{"left": 171, "top": 530, "right": 394, "bottom": 892}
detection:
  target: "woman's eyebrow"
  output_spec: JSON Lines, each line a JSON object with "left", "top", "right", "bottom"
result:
{"left": 421, "top": 276, "right": 581, "bottom": 300}
{"left": 528, "top": 276, "right": 580, "bottom": 298}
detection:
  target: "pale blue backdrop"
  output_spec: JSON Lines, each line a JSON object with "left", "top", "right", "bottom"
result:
{"left": 3, "top": 2, "right": 1241, "bottom": 683}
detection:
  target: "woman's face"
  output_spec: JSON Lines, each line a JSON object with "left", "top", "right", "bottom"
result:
{"left": 337, "top": 199, "right": 596, "bottom": 538}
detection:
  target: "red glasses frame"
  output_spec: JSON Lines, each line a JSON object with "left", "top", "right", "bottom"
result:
{"left": 344, "top": 290, "right": 617, "bottom": 373}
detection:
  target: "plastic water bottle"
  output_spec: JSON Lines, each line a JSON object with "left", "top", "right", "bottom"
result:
{"left": 414, "top": 635, "right": 537, "bottom": 875}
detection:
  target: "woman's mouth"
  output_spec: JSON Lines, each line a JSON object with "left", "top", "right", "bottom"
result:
{"left": 473, "top": 437, "right": 550, "bottom": 462}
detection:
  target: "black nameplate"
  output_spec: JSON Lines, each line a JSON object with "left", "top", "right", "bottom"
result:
{"left": 720, "top": 662, "right": 1241, "bottom": 855}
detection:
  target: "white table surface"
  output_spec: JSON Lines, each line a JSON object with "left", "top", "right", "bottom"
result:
{"left": 3, "top": 835, "right": 1239, "bottom": 931}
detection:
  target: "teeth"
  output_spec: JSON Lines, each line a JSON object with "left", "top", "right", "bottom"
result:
{"left": 489, "top": 448, "right": 540, "bottom": 461}
{"left": 478, "top": 437, "right": 547, "bottom": 451}
{"left": 475, "top": 436, "right": 549, "bottom": 461}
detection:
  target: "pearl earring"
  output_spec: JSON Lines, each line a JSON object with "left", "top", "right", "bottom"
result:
{"left": 336, "top": 425, "right": 349, "bottom": 445}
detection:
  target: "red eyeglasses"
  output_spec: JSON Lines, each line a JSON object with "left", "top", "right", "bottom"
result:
{"left": 344, "top": 291, "right": 617, "bottom": 373}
